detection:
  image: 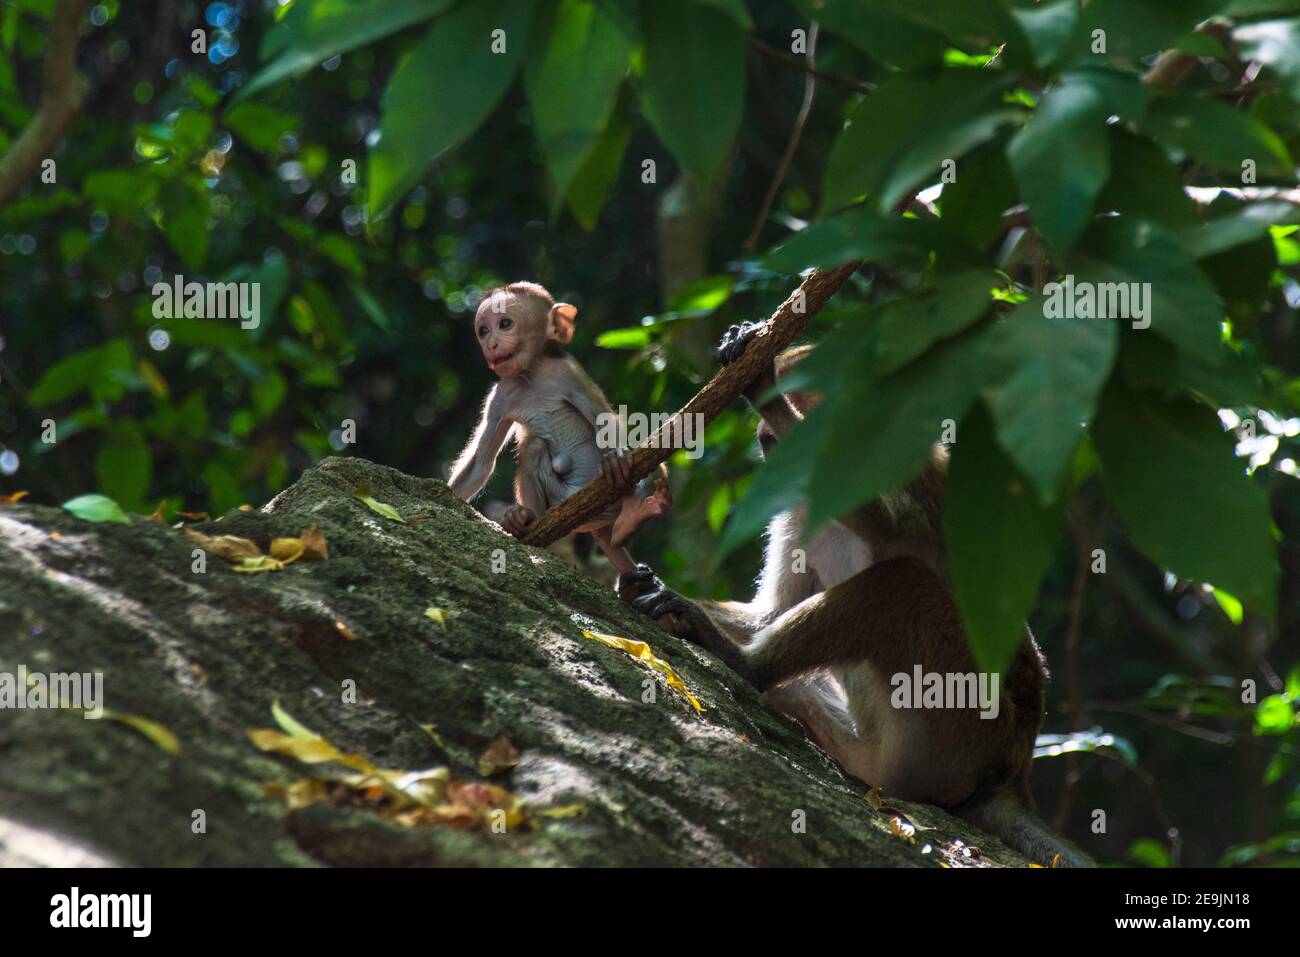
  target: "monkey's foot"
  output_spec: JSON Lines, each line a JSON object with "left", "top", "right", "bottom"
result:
{"left": 596, "top": 448, "right": 634, "bottom": 490}
{"left": 609, "top": 478, "right": 672, "bottom": 548}
{"left": 717, "top": 320, "right": 764, "bottom": 365}
{"left": 499, "top": 505, "right": 536, "bottom": 538}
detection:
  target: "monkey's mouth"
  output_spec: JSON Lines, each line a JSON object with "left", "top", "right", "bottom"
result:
{"left": 491, "top": 350, "right": 517, "bottom": 373}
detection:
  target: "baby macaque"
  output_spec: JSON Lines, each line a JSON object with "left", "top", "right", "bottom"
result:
{"left": 449, "top": 282, "right": 671, "bottom": 573}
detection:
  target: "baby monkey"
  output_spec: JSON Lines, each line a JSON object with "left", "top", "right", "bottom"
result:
{"left": 449, "top": 282, "right": 671, "bottom": 573}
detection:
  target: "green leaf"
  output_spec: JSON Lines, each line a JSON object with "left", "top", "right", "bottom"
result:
{"left": 595, "top": 327, "right": 651, "bottom": 349}
{"left": 872, "top": 0, "right": 1033, "bottom": 68}
{"left": 791, "top": 0, "right": 944, "bottom": 69}
{"left": 1095, "top": 127, "right": 1197, "bottom": 229}
{"left": 159, "top": 179, "right": 210, "bottom": 269}
{"left": 938, "top": 142, "right": 1017, "bottom": 250}
{"left": 1068, "top": 218, "right": 1225, "bottom": 365}
{"left": 689, "top": 0, "right": 752, "bottom": 30}
{"left": 62, "top": 494, "right": 131, "bottom": 525}
{"left": 224, "top": 103, "right": 299, "bottom": 154}
{"left": 95, "top": 422, "right": 151, "bottom": 512}
{"left": 1072, "top": 0, "right": 1221, "bottom": 61}
{"left": 639, "top": 0, "right": 746, "bottom": 184}
{"left": 823, "top": 69, "right": 1013, "bottom": 215}
{"left": 525, "top": 0, "right": 634, "bottom": 215}
{"left": 368, "top": 0, "right": 535, "bottom": 215}
{"left": 805, "top": 327, "right": 989, "bottom": 532}
{"left": 243, "top": 0, "right": 456, "bottom": 100}
{"left": 982, "top": 297, "right": 1118, "bottom": 503}
{"left": 29, "top": 338, "right": 134, "bottom": 405}
{"left": 1007, "top": 67, "right": 1148, "bottom": 253}
{"left": 1093, "top": 381, "right": 1277, "bottom": 621}
{"left": 763, "top": 208, "right": 951, "bottom": 273}
{"left": 1142, "top": 93, "right": 1293, "bottom": 179}
{"left": 873, "top": 270, "right": 997, "bottom": 375}
{"left": 566, "top": 81, "right": 632, "bottom": 229}
{"left": 667, "top": 274, "right": 735, "bottom": 312}
{"left": 945, "top": 404, "right": 1066, "bottom": 675}
{"left": 1011, "top": 0, "right": 1077, "bottom": 70}
{"left": 84, "top": 169, "right": 158, "bottom": 214}
{"left": 1177, "top": 201, "right": 1300, "bottom": 259}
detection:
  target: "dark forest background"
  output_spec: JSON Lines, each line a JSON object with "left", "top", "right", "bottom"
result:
{"left": 1, "top": 0, "right": 1298, "bottom": 867}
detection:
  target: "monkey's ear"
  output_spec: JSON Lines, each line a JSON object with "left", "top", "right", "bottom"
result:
{"left": 549, "top": 303, "right": 577, "bottom": 344}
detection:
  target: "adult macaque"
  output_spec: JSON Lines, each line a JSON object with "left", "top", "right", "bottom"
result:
{"left": 618, "top": 320, "right": 1090, "bottom": 867}
{"left": 449, "top": 282, "right": 671, "bottom": 573}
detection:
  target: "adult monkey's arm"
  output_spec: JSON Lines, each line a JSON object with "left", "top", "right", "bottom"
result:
{"left": 0, "top": 0, "right": 89, "bottom": 209}
{"left": 519, "top": 260, "right": 862, "bottom": 549}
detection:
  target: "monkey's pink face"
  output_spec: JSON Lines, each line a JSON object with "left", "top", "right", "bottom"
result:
{"left": 475, "top": 301, "right": 534, "bottom": 379}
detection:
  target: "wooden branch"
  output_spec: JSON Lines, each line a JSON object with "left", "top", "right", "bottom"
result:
{"left": 0, "top": 0, "right": 89, "bottom": 209}
{"left": 520, "top": 261, "right": 863, "bottom": 548}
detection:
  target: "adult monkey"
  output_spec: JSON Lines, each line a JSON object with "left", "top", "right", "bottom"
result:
{"left": 618, "top": 321, "right": 1091, "bottom": 867}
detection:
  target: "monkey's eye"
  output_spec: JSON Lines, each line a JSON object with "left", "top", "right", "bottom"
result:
{"left": 478, "top": 325, "right": 489, "bottom": 338}
{"left": 499, "top": 317, "right": 513, "bottom": 331}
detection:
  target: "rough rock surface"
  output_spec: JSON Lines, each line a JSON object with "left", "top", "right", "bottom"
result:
{"left": 0, "top": 456, "right": 1028, "bottom": 867}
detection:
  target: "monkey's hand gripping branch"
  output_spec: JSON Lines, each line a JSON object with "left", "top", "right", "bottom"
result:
{"left": 518, "top": 260, "right": 863, "bottom": 549}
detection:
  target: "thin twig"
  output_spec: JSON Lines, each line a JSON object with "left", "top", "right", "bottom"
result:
{"left": 744, "top": 25, "right": 819, "bottom": 254}
{"left": 750, "top": 36, "right": 872, "bottom": 96}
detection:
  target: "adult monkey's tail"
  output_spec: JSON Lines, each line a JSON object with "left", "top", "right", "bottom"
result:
{"left": 960, "top": 788, "right": 1095, "bottom": 868}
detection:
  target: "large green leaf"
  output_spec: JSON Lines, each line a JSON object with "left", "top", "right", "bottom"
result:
{"left": 565, "top": 84, "right": 632, "bottom": 229}
{"left": 822, "top": 70, "right": 1013, "bottom": 215}
{"left": 1142, "top": 93, "right": 1293, "bottom": 179}
{"left": 982, "top": 296, "right": 1118, "bottom": 503}
{"left": 369, "top": 0, "right": 535, "bottom": 215}
{"left": 29, "top": 338, "right": 134, "bottom": 405}
{"left": 95, "top": 422, "right": 152, "bottom": 512}
{"left": 945, "top": 404, "right": 1066, "bottom": 675}
{"left": 805, "top": 326, "right": 990, "bottom": 532}
{"left": 938, "top": 142, "right": 1017, "bottom": 250}
{"left": 1068, "top": 218, "right": 1226, "bottom": 365}
{"left": 1007, "top": 67, "right": 1147, "bottom": 253}
{"left": 763, "top": 207, "right": 956, "bottom": 273}
{"left": 160, "top": 178, "right": 210, "bottom": 269}
{"left": 1095, "top": 126, "right": 1197, "bottom": 229}
{"left": 872, "top": 270, "right": 997, "bottom": 375}
{"left": 1177, "top": 201, "right": 1300, "bottom": 259}
{"left": 62, "top": 494, "right": 131, "bottom": 525}
{"left": 791, "top": 0, "right": 944, "bottom": 69}
{"left": 1070, "top": 0, "right": 1221, "bottom": 61}
{"left": 872, "top": 0, "right": 1033, "bottom": 68}
{"left": 243, "top": 0, "right": 456, "bottom": 100}
{"left": 525, "top": 0, "right": 634, "bottom": 215}
{"left": 1093, "top": 382, "right": 1277, "bottom": 620}
{"left": 1011, "top": 0, "right": 1077, "bottom": 70}
{"left": 638, "top": 0, "right": 746, "bottom": 184}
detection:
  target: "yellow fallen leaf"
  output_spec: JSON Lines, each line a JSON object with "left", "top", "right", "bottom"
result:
{"left": 889, "top": 816, "right": 917, "bottom": 845}
{"left": 335, "top": 621, "right": 357, "bottom": 641}
{"left": 233, "top": 555, "right": 286, "bottom": 574}
{"left": 354, "top": 482, "right": 405, "bottom": 523}
{"left": 581, "top": 629, "right": 703, "bottom": 712}
{"left": 1, "top": 490, "right": 29, "bottom": 504}
{"left": 270, "top": 525, "right": 329, "bottom": 562}
{"left": 424, "top": 606, "right": 447, "bottom": 629}
{"left": 177, "top": 510, "right": 211, "bottom": 522}
{"left": 420, "top": 723, "right": 445, "bottom": 748}
{"left": 536, "top": 803, "right": 587, "bottom": 820}
{"left": 272, "top": 700, "right": 318, "bottom": 739}
{"left": 99, "top": 708, "right": 181, "bottom": 755}
{"left": 477, "top": 736, "right": 519, "bottom": 776}
{"left": 184, "top": 528, "right": 262, "bottom": 561}
{"left": 147, "top": 500, "right": 170, "bottom": 523}
{"left": 247, "top": 728, "right": 375, "bottom": 772}
{"left": 239, "top": 504, "right": 254, "bottom": 512}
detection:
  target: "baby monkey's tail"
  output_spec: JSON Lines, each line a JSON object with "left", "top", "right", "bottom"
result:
{"left": 960, "top": 788, "right": 1095, "bottom": 868}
